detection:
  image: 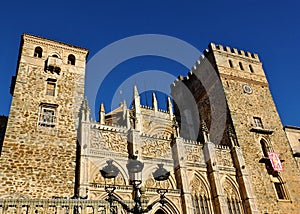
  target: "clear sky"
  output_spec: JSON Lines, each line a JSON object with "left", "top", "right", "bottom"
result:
{"left": 0, "top": 0, "right": 299, "bottom": 126}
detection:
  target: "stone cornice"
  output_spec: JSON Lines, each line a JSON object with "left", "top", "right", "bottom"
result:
{"left": 220, "top": 73, "right": 269, "bottom": 87}
{"left": 23, "top": 34, "right": 89, "bottom": 55}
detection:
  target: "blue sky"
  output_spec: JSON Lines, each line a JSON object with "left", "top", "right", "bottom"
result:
{"left": 0, "top": 0, "right": 299, "bottom": 126}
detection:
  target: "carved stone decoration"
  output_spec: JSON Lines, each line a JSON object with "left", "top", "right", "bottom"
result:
{"left": 190, "top": 176, "right": 208, "bottom": 196}
{"left": 92, "top": 172, "right": 125, "bottom": 185}
{"left": 90, "top": 129, "right": 127, "bottom": 154}
{"left": 141, "top": 139, "right": 171, "bottom": 158}
{"left": 90, "top": 129, "right": 106, "bottom": 149}
{"left": 223, "top": 178, "right": 239, "bottom": 198}
{"left": 144, "top": 177, "right": 171, "bottom": 189}
{"left": 92, "top": 172, "right": 105, "bottom": 184}
{"left": 142, "top": 118, "right": 173, "bottom": 139}
{"left": 185, "top": 145, "right": 204, "bottom": 163}
{"left": 215, "top": 149, "right": 233, "bottom": 167}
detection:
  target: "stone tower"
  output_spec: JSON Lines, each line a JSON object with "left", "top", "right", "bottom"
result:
{"left": 0, "top": 34, "right": 88, "bottom": 198}
{"left": 175, "top": 43, "right": 300, "bottom": 213}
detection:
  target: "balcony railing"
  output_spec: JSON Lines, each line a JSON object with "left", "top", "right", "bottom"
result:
{"left": 46, "top": 56, "right": 62, "bottom": 74}
{"left": 0, "top": 198, "right": 111, "bottom": 214}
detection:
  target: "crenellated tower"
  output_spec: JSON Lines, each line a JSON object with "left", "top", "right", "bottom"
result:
{"left": 172, "top": 42, "right": 300, "bottom": 213}
{"left": 206, "top": 43, "right": 300, "bottom": 213}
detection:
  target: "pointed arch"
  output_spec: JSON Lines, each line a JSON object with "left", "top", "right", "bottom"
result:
{"left": 222, "top": 176, "right": 244, "bottom": 214}
{"left": 95, "top": 192, "right": 127, "bottom": 214}
{"left": 260, "top": 138, "right": 273, "bottom": 157}
{"left": 154, "top": 209, "right": 166, "bottom": 214}
{"left": 89, "top": 158, "right": 129, "bottom": 186}
{"left": 143, "top": 164, "right": 176, "bottom": 190}
{"left": 271, "top": 174, "right": 289, "bottom": 200}
{"left": 146, "top": 125, "right": 173, "bottom": 139}
{"left": 150, "top": 197, "right": 180, "bottom": 214}
{"left": 190, "top": 172, "right": 213, "bottom": 214}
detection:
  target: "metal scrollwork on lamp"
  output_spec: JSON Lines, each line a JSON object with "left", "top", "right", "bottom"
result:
{"left": 100, "top": 156, "right": 170, "bottom": 214}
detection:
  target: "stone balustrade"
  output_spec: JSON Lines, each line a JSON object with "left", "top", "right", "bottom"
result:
{"left": 0, "top": 199, "right": 110, "bottom": 214}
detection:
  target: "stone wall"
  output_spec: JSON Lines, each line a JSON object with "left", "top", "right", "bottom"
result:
{"left": 210, "top": 43, "right": 300, "bottom": 213}
{"left": 0, "top": 34, "right": 88, "bottom": 198}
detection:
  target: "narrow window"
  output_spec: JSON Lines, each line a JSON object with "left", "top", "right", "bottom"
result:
{"left": 272, "top": 176, "right": 288, "bottom": 200}
{"left": 46, "top": 78, "right": 56, "bottom": 96}
{"left": 260, "top": 139, "right": 270, "bottom": 157}
{"left": 38, "top": 104, "right": 58, "bottom": 127}
{"left": 34, "top": 47, "right": 43, "bottom": 58}
{"left": 227, "top": 198, "right": 233, "bottom": 214}
{"left": 192, "top": 194, "right": 212, "bottom": 214}
{"left": 274, "top": 182, "right": 285, "bottom": 199}
{"left": 228, "top": 60, "right": 234, "bottom": 68}
{"left": 239, "top": 62, "right": 244, "bottom": 70}
{"left": 249, "top": 64, "right": 254, "bottom": 73}
{"left": 253, "top": 117, "right": 263, "bottom": 128}
{"left": 68, "top": 54, "right": 76, "bottom": 65}
{"left": 227, "top": 198, "right": 242, "bottom": 214}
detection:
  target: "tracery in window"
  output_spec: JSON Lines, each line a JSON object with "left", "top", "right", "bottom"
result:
{"left": 190, "top": 175, "right": 213, "bottom": 214}
{"left": 223, "top": 177, "right": 244, "bottom": 214}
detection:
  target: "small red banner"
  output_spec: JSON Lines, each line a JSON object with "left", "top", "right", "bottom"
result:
{"left": 268, "top": 152, "right": 283, "bottom": 172}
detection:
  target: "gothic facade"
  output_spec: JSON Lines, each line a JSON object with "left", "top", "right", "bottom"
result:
{"left": 0, "top": 34, "right": 299, "bottom": 214}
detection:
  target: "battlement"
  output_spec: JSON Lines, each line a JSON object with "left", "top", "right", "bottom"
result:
{"left": 208, "top": 42, "right": 260, "bottom": 62}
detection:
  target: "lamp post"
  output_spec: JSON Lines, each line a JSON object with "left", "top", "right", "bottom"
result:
{"left": 100, "top": 156, "right": 170, "bottom": 214}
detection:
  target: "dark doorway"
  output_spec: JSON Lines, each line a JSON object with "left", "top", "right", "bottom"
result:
{"left": 155, "top": 209, "right": 165, "bottom": 214}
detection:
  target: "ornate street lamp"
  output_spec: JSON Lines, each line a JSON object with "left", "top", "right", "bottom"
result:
{"left": 100, "top": 157, "right": 170, "bottom": 213}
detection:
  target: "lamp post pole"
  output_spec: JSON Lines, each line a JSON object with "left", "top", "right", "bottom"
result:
{"left": 100, "top": 156, "right": 170, "bottom": 214}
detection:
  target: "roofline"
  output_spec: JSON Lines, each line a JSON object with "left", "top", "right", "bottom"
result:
{"left": 22, "top": 33, "right": 89, "bottom": 52}
{"left": 283, "top": 125, "right": 300, "bottom": 130}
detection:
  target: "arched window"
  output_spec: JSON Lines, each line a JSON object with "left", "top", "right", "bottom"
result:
{"left": 260, "top": 139, "right": 272, "bottom": 157}
{"left": 68, "top": 54, "right": 76, "bottom": 65}
{"left": 190, "top": 175, "right": 213, "bottom": 214}
{"left": 271, "top": 175, "right": 289, "bottom": 200}
{"left": 34, "top": 47, "right": 43, "bottom": 58}
{"left": 223, "top": 178, "right": 244, "bottom": 214}
{"left": 52, "top": 54, "right": 59, "bottom": 58}
{"left": 155, "top": 210, "right": 165, "bottom": 214}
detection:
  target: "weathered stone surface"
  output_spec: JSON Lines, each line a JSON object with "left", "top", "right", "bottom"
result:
{"left": 0, "top": 34, "right": 88, "bottom": 198}
{"left": 1, "top": 36, "right": 300, "bottom": 213}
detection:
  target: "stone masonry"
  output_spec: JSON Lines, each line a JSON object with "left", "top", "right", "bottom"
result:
{"left": 0, "top": 34, "right": 88, "bottom": 198}
{"left": 0, "top": 35, "right": 299, "bottom": 214}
